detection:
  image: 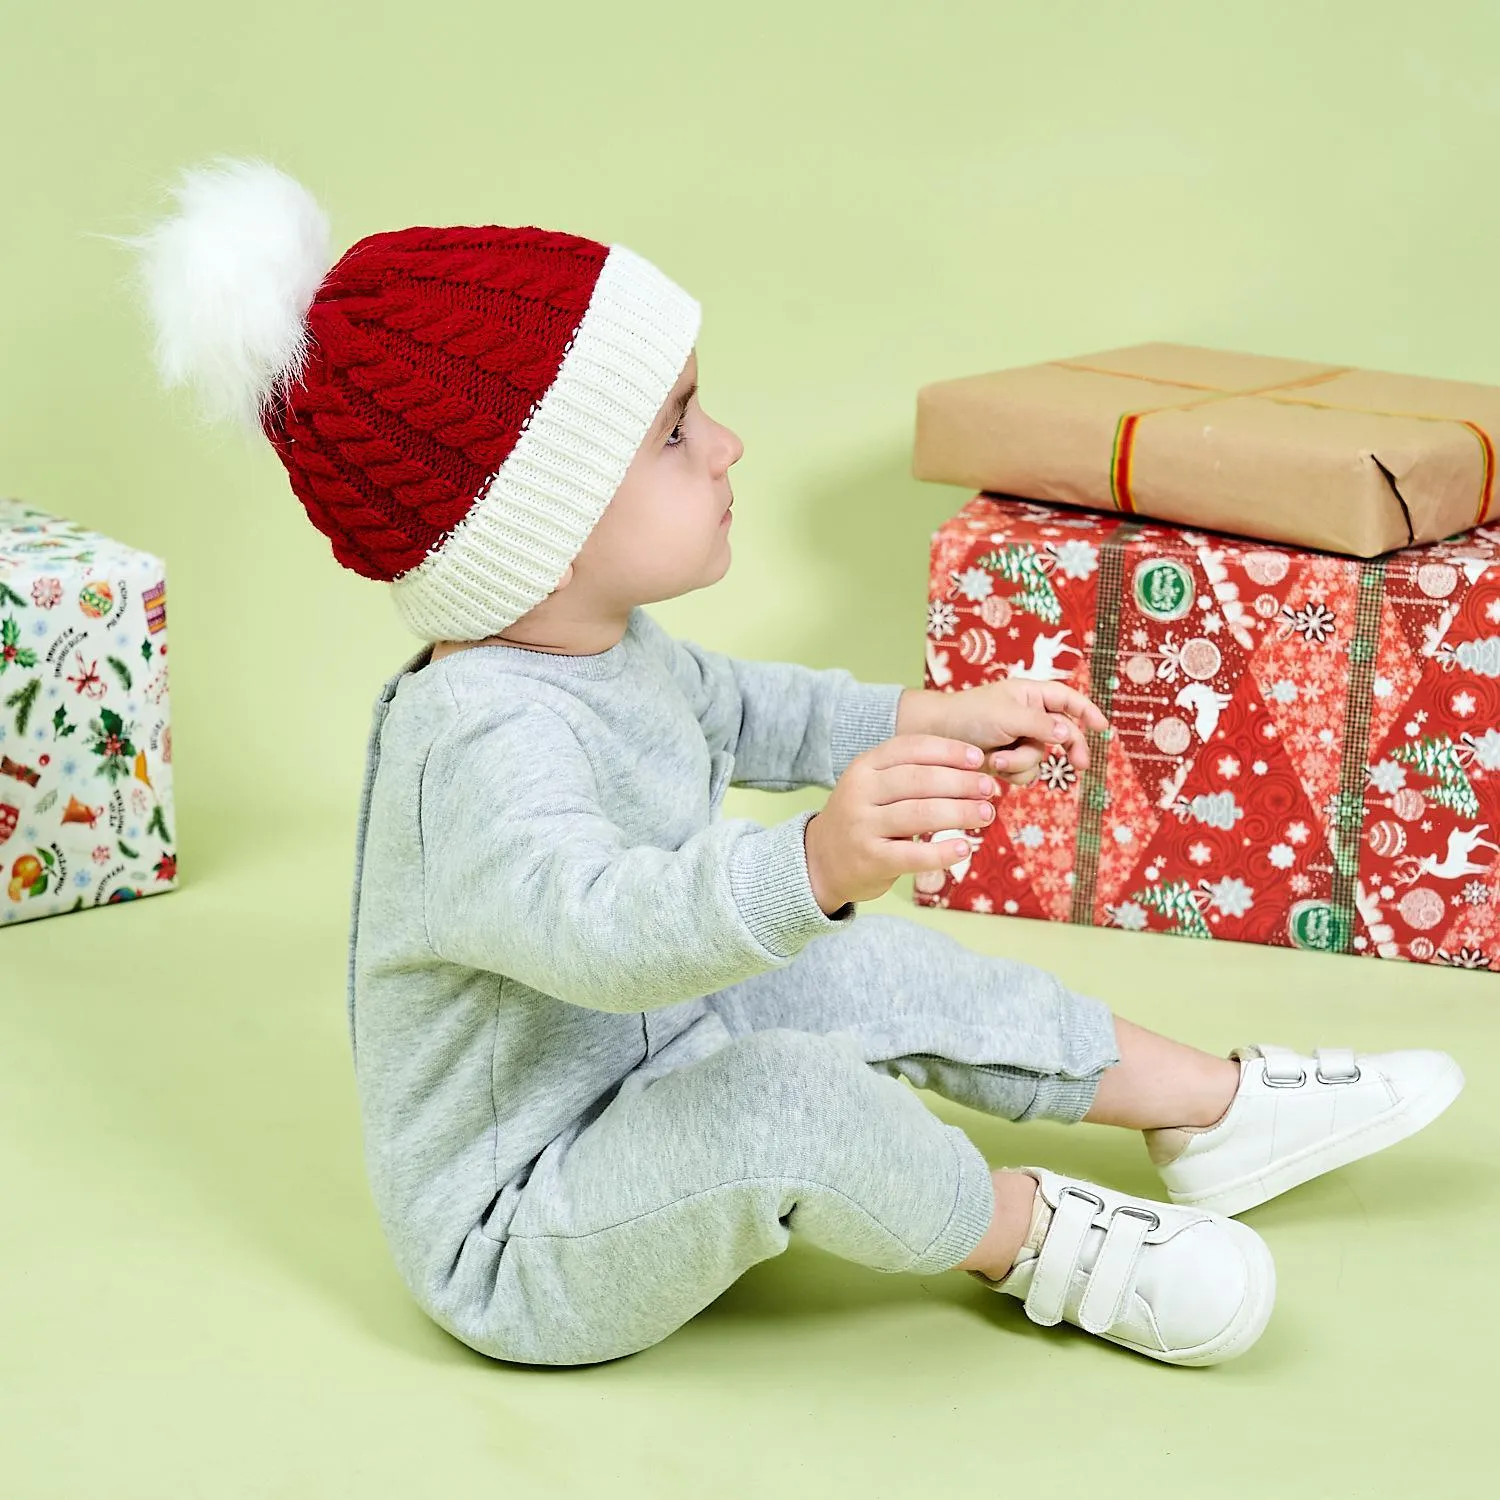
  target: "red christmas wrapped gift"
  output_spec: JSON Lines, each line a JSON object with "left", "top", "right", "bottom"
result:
{"left": 913, "top": 495, "right": 1500, "bottom": 971}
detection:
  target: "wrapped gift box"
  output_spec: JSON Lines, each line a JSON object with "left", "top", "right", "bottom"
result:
{"left": 913, "top": 494, "right": 1500, "bottom": 971}
{"left": 0, "top": 499, "right": 176, "bottom": 927}
{"left": 913, "top": 343, "right": 1500, "bottom": 556}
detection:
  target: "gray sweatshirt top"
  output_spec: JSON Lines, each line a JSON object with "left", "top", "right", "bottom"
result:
{"left": 347, "top": 605, "right": 905, "bottom": 1288}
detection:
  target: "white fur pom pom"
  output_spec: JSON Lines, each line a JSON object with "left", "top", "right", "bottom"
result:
{"left": 130, "top": 158, "right": 334, "bottom": 430}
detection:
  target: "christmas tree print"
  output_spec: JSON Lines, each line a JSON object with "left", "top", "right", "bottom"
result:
{"left": 1391, "top": 734, "right": 1480, "bottom": 818}
{"left": 971, "top": 544, "right": 1064, "bottom": 625}
{"left": 1132, "top": 878, "right": 1213, "bottom": 939}
{"left": 5, "top": 675, "right": 40, "bottom": 736}
{"left": 1, "top": 615, "right": 38, "bottom": 674}
{"left": 0, "top": 581, "right": 27, "bottom": 609}
{"left": 88, "top": 707, "right": 137, "bottom": 785}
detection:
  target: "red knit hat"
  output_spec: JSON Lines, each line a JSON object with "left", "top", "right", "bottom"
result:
{"left": 132, "top": 160, "right": 701, "bottom": 641}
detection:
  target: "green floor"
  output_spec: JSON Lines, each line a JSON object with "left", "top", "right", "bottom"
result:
{"left": 3, "top": 801, "right": 1492, "bottom": 1499}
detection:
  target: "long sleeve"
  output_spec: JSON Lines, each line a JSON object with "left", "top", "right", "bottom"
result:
{"left": 648, "top": 620, "right": 905, "bottom": 791}
{"left": 419, "top": 700, "right": 855, "bottom": 1013}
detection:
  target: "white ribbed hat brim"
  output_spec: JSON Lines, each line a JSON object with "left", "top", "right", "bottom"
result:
{"left": 388, "top": 242, "right": 701, "bottom": 641}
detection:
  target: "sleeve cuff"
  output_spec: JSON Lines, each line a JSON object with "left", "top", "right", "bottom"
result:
{"left": 829, "top": 679, "right": 905, "bottom": 781}
{"left": 728, "top": 809, "right": 855, "bottom": 959}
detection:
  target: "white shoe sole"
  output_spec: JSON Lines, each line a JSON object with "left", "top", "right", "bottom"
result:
{"left": 1101, "top": 1219, "right": 1277, "bottom": 1367}
{"left": 1166, "top": 1055, "right": 1466, "bottom": 1219}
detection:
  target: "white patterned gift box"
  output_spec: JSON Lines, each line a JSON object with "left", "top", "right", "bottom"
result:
{"left": 0, "top": 499, "right": 176, "bottom": 927}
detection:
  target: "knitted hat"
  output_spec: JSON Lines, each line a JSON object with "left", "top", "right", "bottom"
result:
{"left": 131, "top": 159, "right": 701, "bottom": 641}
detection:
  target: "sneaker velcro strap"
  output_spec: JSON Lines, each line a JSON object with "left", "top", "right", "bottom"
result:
{"left": 1077, "top": 1206, "right": 1158, "bottom": 1335}
{"left": 1024, "top": 1187, "right": 1102, "bottom": 1327}
{"left": 1256, "top": 1043, "right": 1308, "bottom": 1086}
{"left": 1025, "top": 1188, "right": 1161, "bottom": 1335}
{"left": 1314, "top": 1046, "right": 1360, "bottom": 1082}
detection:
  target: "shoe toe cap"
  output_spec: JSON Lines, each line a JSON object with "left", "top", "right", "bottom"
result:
{"left": 1130, "top": 1216, "right": 1274, "bottom": 1355}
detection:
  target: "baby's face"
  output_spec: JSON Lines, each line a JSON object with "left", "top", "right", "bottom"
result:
{"left": 570, "top": 348, "right": 743, "bottom": 609}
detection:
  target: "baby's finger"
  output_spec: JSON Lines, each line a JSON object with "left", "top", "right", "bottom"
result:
{"left": 990, "top": 741, "right": 1048, "bottom": 775}
{"left": 1063, "top": 722, "right": 1092, "bottom": 772}
{"left": 1003, "top": 765, "right": 1041, "bottom": 789}
{"left": 1039, "top": 682, "right": 1110, "bottom": 733}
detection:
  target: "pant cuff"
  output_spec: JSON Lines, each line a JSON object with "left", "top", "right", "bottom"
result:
{"left": 906, "top": 1126, "right": 996, "bottom": 1275}
{"left": 1016, "top": 990, "right": 1120, "bottom": 1125}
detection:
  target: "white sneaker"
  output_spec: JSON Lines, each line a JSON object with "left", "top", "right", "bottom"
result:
{"left": 1147, "top": 1044, "right": 1466, "bottom": 1218}
{"left": 971, "top": 1167, "right": 1276, "bottom": 1366}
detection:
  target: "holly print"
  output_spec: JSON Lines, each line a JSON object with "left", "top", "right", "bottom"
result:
{"left": 1, "top": 615, "right": 38, "bottom": 674}
{"left": 88, "top": 707, "right": 137, "bottom": 785}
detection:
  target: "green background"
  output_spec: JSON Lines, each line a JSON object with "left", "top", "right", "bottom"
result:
{"left": 3, "top": 2, "right": 1495, "bottom": 1495}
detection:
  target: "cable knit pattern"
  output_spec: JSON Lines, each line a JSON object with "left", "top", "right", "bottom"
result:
{"left": 260, "top": 224, "right": 699, "bottom": 640}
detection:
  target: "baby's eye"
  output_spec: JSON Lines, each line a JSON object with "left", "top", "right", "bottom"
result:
{"left": 665, "top": 417, "right": 687, "bottom": 449}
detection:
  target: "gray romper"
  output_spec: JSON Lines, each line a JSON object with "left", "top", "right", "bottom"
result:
{"left": 347, "top": 605, "right": 1119, "bottom": 1365}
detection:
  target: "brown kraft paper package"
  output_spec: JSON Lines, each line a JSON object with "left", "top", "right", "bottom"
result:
{"left": 913, "top": 342, "right": 1500, "bottom": 557}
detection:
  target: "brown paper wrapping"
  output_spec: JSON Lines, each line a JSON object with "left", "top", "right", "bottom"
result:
{"left": 912, "top": 342, "right": 1500, "bottom": 557}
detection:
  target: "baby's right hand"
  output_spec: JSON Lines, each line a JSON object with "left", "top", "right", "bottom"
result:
{"left": 803, "top": 735, "right": 997, "bottom": 914}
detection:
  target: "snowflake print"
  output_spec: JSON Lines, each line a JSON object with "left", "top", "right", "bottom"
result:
{"left": 1290, "top": 873, "right": 1312, "bottom": 895}
{"left": 1037, "top": 751, "right": 1077, "bottom": 792}
{"left": 1188, "top": 842, "right": 1212, "bottom": 866}
{"left": 1373, "top": 675, "right": 1394, "bottom": 699}
{"left": 1202, "top": 613, "right": 1223, "bottom": 634}
{"left": 1438, "top": 945, "right": 1492, "bottom": 970}
{"left": 1368, "top": 760, "right": 1408, "bottom": 794}
{"left": 1452, "top": 691, "right": 1477, "bottom": 718}
{"left": 1282, "top": 598, "right": 1337, "bottom": 644}
{"left": 1130, "top": 628, "right": 1151, "bottom": 650}
{"left": 951, "top": 567, "right": 994, "bottom": 602}
{"left": 1286, "top": 821, "right": 1310, "bottom": 845}
{"left": 1487, "top": 599, "right": 1500, "bottom": 624}
{"left": 1268, "top": 844, "right": 1294, "bottom": 870}
{"left": 927, "top": 600, "right": 958, "bottom": 638}
{"left": 1268, "top": 680, "right": 1298, "bottom": 704}
{"left": 1205, "top": 877, "right": 1255, "bottom": 918}
{"left": 1461, "top": 880, "right": 1491, "bottom": 906}
{"left": 1252, "top": 760, "right": 1268, "bottom": 775}
{"left": 1218, "top": 755, "right": 1241, "bottom": 779}
{"left": 970, "top": 894, "right": 994, "bottom": 914}
{"left": 30, "top": 577, "right": 62, "bottom": 609}
{"left": 1049, "top": 540, "right": 1098, "bottom": 580}
{"left": 1003, "top": 900, "right": 1019, "bottom": 915}
{"left": 1108, "top": 901, "right": 1149, "bottom": 931}
{"left": 91, "top": 845, "right": 111, "bottom": 864}
{"left": 1015, "top": 825, "right": 1046, "bottom": 849}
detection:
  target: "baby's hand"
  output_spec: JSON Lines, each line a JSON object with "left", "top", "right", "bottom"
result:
{"left": 948, "top": 677, "right": 1109, "bottom": 788}
{"left": 804, "top": 735, "right": 1000, "bottom": 913}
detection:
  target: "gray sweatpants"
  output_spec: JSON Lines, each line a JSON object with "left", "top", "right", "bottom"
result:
{"left": 463, "top": 913, "right": 1120, "bottom": 1365}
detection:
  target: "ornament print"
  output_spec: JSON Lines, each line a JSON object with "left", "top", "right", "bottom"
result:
{"left": 916, "top": 495, "right": 1500, "bottom": 971}
{"left": 0, "top": 499, "right": 176, "bottom": 924}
